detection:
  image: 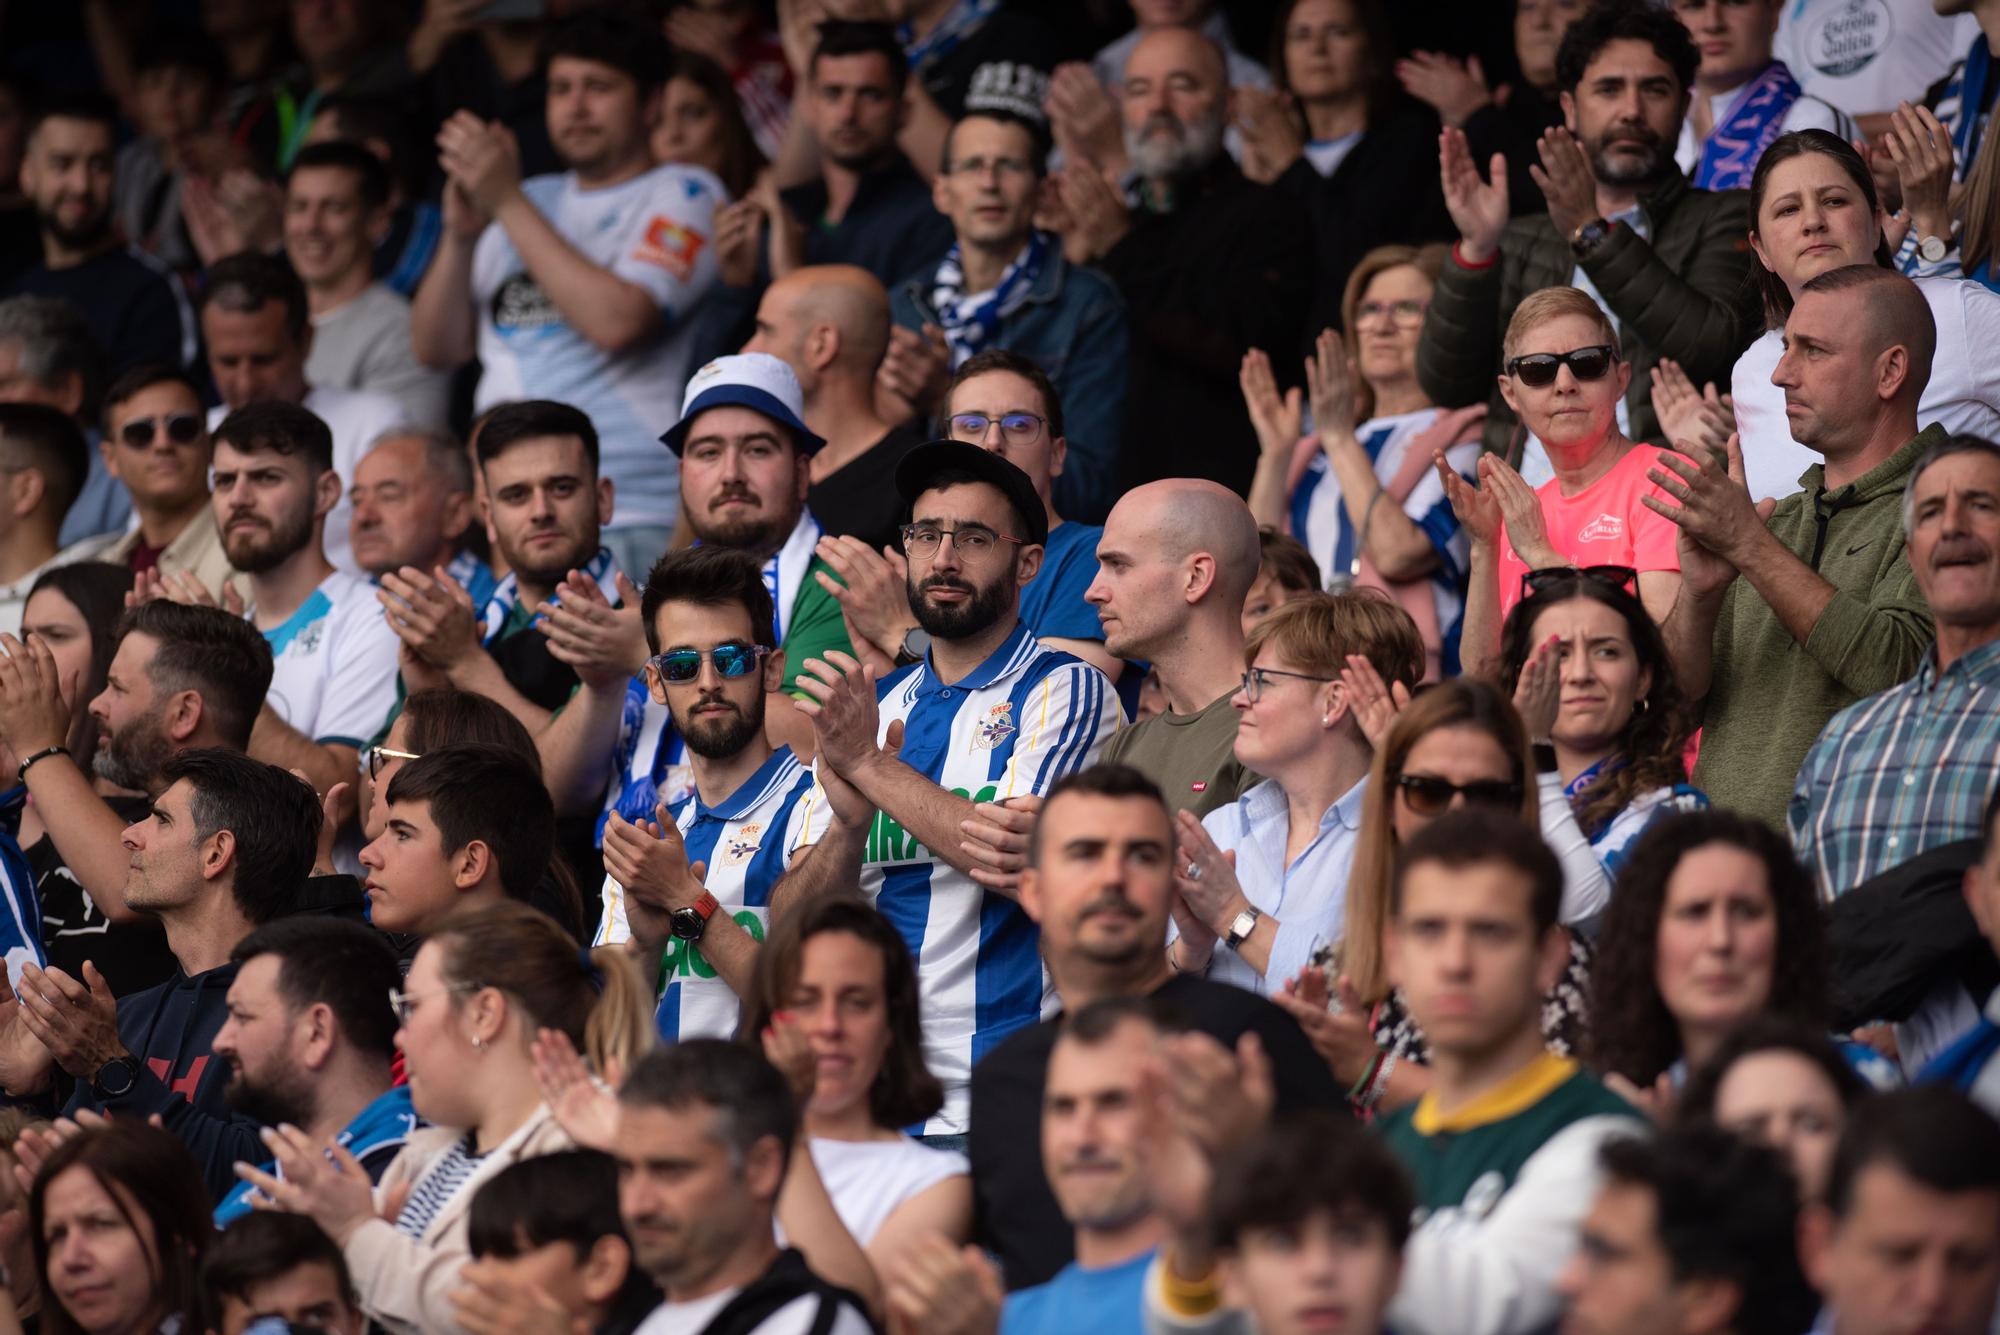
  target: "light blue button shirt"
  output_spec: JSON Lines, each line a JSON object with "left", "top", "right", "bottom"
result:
{"left": 1192, "top": 775, "right": 1368, "bottom": 996}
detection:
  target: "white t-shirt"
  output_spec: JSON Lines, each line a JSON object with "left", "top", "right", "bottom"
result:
{"left": 261, "top": 569, "right": 401, "bottom": 749}
{"left": 632, "top": 1290, "right": 873, "bottom": 1335}
{"left": 1774, "top": 0, "right": 1979, "bottom": 116}
{"left": 1732, "top": 274, "right": 2000, "bottom": 500}
{"left": 208, "top": 384, "right": 410, "bottom": 576}
{"left": 1673, "top": 84, "right": 1853, "bottom": 177}
{"left": 470, "top": 164, "right": 725, "bottom": 531}
{"left": 809, "top": 1136, "right": 969, "bottom": 1247}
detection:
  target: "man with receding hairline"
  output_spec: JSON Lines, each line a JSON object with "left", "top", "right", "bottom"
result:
{"left": 1649, "top": 264, "right": 1940, "bottom": 829}
{"left": 1086, "top": 479, "right": 1261, "bottom": 820}
{"left": 743, "top": 265, "right": 926, "bottom": 552}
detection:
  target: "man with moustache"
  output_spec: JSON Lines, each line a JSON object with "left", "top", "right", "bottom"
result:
{"left": 774, "top": 442, "right": 1123, "bottom": 1140}
{"left": 1418, "top": 0, "right": 1761, "bottom": 474}
{"left": 211, "top": 916, "right": 415, "bottom": 1226}
{"left": 592, "top": 546, "right": 818, "bottom": 1041}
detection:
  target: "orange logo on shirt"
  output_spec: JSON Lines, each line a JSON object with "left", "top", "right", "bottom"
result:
{"left": 634, "top": 217, "right": 706, "bottom": 279}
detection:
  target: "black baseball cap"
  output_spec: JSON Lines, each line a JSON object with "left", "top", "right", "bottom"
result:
{"left": 894, "top": 440, "right": 1049, "bottom": 548}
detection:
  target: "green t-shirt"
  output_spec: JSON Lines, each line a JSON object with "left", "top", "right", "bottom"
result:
{"left": 1100, "top": 690, "right": 1255, "bottom": 818}
{"left": 780, "top": 556, "right": 854, "bottom": 697}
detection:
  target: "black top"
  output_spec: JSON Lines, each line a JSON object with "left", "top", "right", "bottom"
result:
{"left": 1096, "top": 158, "right": 1316, "bottom": 497}
{"left": 423, "top": 36, "right": 561, "bottom": 187}
{"left": 0, "top": 204, "right": 41, "bottom": 287}
{"left": 8, "top": 247, "right": 193, "bottom": 375}
{"left": 781, "top": 155, "right": 956, "bottom": 289}
{"left": 968, "top": 971, "right": 1345, "bottom": 1290}
{"left": 808, "top": 423, "right": 929, "bottom": 553}
{"left": 32, "top": 795, "right": 177, "bottom": 999}
{"left": 913, "top": 8, "right": 1066, "bottom": 123}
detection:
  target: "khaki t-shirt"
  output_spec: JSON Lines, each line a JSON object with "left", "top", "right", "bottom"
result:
{"left": 1101, "top": 691, "right": 1255, "bottom": 818}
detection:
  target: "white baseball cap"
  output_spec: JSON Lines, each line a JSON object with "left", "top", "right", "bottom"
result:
{"left": 660, "top": 352, "right": 827, "bottom": 456}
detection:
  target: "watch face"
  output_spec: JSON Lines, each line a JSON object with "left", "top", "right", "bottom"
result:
{"left": 669, "top": 906, "right": 703, "bottom": 940}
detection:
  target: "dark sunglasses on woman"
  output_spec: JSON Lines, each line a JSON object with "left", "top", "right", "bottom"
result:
{"left": 1395, "top": 773, "right": 1525, "bottom": 816}
{"left": 1504, "top": 344, "right": 1618, "bottom": 388}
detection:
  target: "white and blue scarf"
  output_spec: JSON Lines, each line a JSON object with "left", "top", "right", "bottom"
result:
{"left": 478, "top": 545, "right": 617, "bottom": 648}
{"left": 900, "top": 0, "right": 1001, "bottom": 72}
{"left": 930, "top": 231, "right": 1048, "bottom": 368}
{"left": 1696, "top": 61, "right": 1803, "bottom": 191}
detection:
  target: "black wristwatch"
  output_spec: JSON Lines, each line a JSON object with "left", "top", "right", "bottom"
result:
{"left": 91, "top": 1054, "right": 139, "bottom": 1100}
{"left": 894, "top": 627, "right": 932, "bottom": 668}
{"left": 1570, "top": 216, "right": 1613, "bottom": 259}
{"left": 669, "top": 892, "right": 719, "bottom": 942}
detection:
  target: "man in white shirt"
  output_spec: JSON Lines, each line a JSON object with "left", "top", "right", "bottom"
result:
{"left": 410, "top": 8, "right": 724, "bottom": 578}
{"left": 1671, "top": 0, "right": 1855, "bottom": 189}
{"left": 1776, "top": 0, "right": 1979, "bottom": 130}
{"left": 619, "top": 1042, "right": 874, "bottom": 1335}
{"left": 286, "top": 141, "right": 449, "bottom": 429}
{"left": 209, "top": 401, "right": 400, "bottom": 835}
{"left": 774, "top": 442, "right": 1122, "bottom": 1136}
{"left": 200, "top": 252, "right": 409, "bottom": 577}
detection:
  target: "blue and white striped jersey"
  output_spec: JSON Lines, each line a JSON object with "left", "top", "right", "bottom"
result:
{"left": 793, "top": 622, "right": 1122, "bottom": 1133}
{"left": 595, "top": 749, "right": 817, "bottom": 1042}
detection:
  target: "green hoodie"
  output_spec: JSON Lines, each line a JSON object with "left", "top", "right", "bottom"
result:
{"left": 1693, "top": 424, "right": 1941, "bottom": 827}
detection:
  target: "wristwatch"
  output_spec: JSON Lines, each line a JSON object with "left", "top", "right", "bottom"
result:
{"left": 1225, "top": 906, "right": 1262, "bottom": 951}
{"left": 1918, "top": 233, "right": 1950, "bottom": 264}
{"left": 91, "top": 1054, "right": 139, "bottom": 1100}
{"left": 894, "top": 627, "right": 932, "bottom": 667}
{"left": 669, "top": 892, "right": 720, "bottom": 942}
{"left": 1570, "top": 216, "right": 1613, "bottom": 259}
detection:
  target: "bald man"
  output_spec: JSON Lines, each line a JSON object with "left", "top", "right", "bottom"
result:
{"left": 1055, "top": 25, "right": 1312, "bottom": 497}
{"left": 1086, "top": 477, "right": 1263, "bottom": 818}
{"left": 744, "top": 265, "right": 925, "bottom": 551}
{"left": 1651, "top": 264, "right": 1939, "bottom": 826}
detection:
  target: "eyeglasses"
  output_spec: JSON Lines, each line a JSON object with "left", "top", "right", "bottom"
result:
{"left": 946, "top": 155, "right": 1034, "bottom": 179}
{"left": 366, "top": 745, "right": 420, "bottom": 780}
{"left": 1395, "top": 773, "right": 1525, "bottom": 816}
{"left": 1238, "top": 666, "right": 1335, "bottom": 705}
{"left": 947, "top": 413, "right": 1046, "bottom": 446}
{"left": 119, "top": 413, "right": 203, "bottom": 449}
{"left": 387, "top": 983, "right": 478, "bottom": 1026}
{"left": 1518, "top": 564, "right": 1639, "bottom": 600}
{"left": 646, "top": 643, "right": 771, "bottom": 685}
{"left": 899, "top": 523, "right": 1025, "bottom": 561}
{"left": 1355, "top": 299, "right": 1428, "bottom": 327}
{"left": 1505, "top": 345, "right": 1618, "bottom": 388}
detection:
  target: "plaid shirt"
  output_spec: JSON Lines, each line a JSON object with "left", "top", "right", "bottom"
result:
{"left": 1791, "top": 638, "right": 2000, "bottom": 903}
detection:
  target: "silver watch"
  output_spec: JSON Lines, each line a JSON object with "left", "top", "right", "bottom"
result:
{"left": 1225, "top": 906, "right": 1261, "bottom": 950}
{"left": 1918, "top": 233, "right": 1950, "bottom": 264}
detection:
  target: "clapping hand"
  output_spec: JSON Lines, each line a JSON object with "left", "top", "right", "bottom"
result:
{"left": 959, "top": 794, "right": 1041, "bottom": 895}
{"left": 377, "top": 566, "right": 482, "bottom": 671}
{"left": 530, "top": 1027, "right": 620, "bottom": 1153}
{"left": 0, "top": 633, "right": 73, "bottom": 760}
{"left": 1440, "top": 126, "right": 1509, "bottom": 262}
{"left": 1337, "top": 653, "right": 1410, "bottom": 751}
{"left": 1648, "top": 359, "right": 1735, "bottom": 456}
{"left": 1272, "top": 968, "right": 1382, "bottom": 1087}
{"left": 884, "top": 1232, "right": 1004, "bottom": 1335}
{"left": 1398, "top": 51, "right": 1498, "bottom": 128}
{"left": 537, "top": 570, "right": 646, "bottom": 690}
{"left": 1531, "top": 126, "right": 1600, "bottom": 244}
{"left": 1511, "top": 632, "right": 1562, "bottom": 742}
{"left": 1641, "top": 433, "right": 1774, "bottom": 594}
{"left": 1240, "top": 348, "right": 1304, "bottom": 461}
{"left": 602, "top": 803, "right": 708, "bottom": 953}
{"left": 234, "top": 1125, "right": 382, "bottom": 1245}
{"left": 1880, "top": 100, "right": 1957, "bottom": 247}
{"left": 1306, "top": 327, "right": 1359, "bottom": 442}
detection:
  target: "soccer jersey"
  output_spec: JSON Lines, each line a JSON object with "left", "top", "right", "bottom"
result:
{"left": 792, "top": 621, "right": 1121, "bottom": 1133}
{"left": 470, "top": 164, "right": 724, "bottom": 531}
{"left": 1290, "top": 409, "right": 1479, "bottom": 676}
{"left": 262, "top": 570, "right": 401, "bottom": 748}
{"left": 594, "top": 748, "right": 817, "bottom": 1041}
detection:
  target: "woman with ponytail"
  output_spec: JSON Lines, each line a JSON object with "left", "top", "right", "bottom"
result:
{"left": 238, "top": 901, "right": 653, "bottom": 1335}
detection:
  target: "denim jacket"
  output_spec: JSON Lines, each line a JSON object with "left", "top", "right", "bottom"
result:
{"left": 892, "top": 243, "right": 1130, "bottom": 523}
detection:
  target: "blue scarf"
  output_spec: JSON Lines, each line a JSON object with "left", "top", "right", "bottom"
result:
{"left": 930, "top": 231, "right": 1047, "bottom": 368}
{"left": 1696, "top": 62, "right": 1803, "bottom": 191}
{"left": 478, "top": 545, "right": 617, "bottom": 648}
{"left": 899, "top": 0, "right": 1000, "bottom": 72}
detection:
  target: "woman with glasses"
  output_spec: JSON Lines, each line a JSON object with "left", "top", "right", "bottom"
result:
{"left": 237, "top": 901, "right": 653, "bottom": 1335}
{"left": 1241, "top": 243, "right": 1485, "bottom": 678}
{"left": 1499, "top": 566, "right": 1706, "bottom": 921}
{"left": 1170, "top": 594, "right": 1425, "bottom": 995}
{"left": 1585, "top": 810, "right": 1896, "bottom": 1118}
{"left": 1696, "top": 129, "right": 2000, "bottom": 502}
{"left": 1269, "top": 678, "right": 1599, "bottom": 1115}
{"left": 1441, "top": 286, "right": 1683, "bottom": 680}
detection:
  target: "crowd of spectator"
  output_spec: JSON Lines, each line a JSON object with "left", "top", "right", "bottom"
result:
{"left": 0, "top": 1, "right": 1998, "bottom": 1334}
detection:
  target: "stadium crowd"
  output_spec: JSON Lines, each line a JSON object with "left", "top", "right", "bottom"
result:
{"left": 0, "top": 0, "right": 1997, "bottom": 1332}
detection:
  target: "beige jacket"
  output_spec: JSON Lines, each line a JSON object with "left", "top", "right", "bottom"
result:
{"left": 344, "top": 1104, "right": 575, "bottom": 1335}
{"left": 70, "top": 507, "right": 240, "bottom": 599}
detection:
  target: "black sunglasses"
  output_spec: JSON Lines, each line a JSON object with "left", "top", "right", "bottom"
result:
{"left": 1519, "top": 564, "right": 1639, "bottom": 600}
{"left": 119, "top": 413, "right": 203, "bottom": 449}
{"left": 1395, "top": 773, "right": 1525, "bottom": 816}
{"left": 1505, "top": 345, "right": 1618, "bottom": 388}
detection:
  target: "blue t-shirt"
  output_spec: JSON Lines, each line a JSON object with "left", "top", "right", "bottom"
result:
{"left": 1019, "top": 520, "right": 1143, "bottom": 718}
{"left": 1001, "top": 1248, "right": 1152, "bottom": 1335}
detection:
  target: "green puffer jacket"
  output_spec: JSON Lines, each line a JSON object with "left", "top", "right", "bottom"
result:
{"left": 1416, "top": 172, "right": 1764, "bottom": 460}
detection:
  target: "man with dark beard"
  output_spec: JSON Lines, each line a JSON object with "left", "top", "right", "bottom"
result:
{"left": 590, "top": 546, "right": 818, "bottom": 1041}
{"left": 3, "top": 91, "right": 196, "bottom": 377}
{"left": 211, "top": 916, "right": 415, "bottom": 1226}
{"left": 1418, "top": 0, "right": 1762, "bottom": 471}
{"left": 773, "top": 442, "right": 1123, "bottom": 1140}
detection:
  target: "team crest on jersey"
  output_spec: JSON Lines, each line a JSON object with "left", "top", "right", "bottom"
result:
{"left": 633, "top": 217, "right": 706, "bottom": 280}
{"left": 972, "top": 702, "right": 1015, "bottom": 750}
{"left": 720, "top": 824, "right": 763, "bottom": 867}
